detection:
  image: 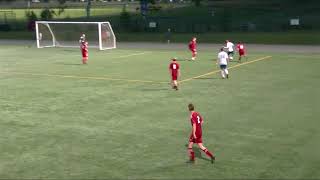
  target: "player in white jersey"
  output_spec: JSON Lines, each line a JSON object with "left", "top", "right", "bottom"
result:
{"left": 224, "top": 40, "right": 234, "bottom": 60}
{"left": 217, "top": 48, "right": 229, "bottom": 79}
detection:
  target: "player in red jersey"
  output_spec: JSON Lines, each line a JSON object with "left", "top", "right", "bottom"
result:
{"left": 169, "top": 58, "right": 180, "bottom": 90}
{"left": 79, "top": 34, "right": 88, "bottom": 64}
{"left": 187, "top": 103, "right": 215, "bottom": 163}
{"left": 188, "top": 37, "right": 197, "bottom": 60}
{"left": 236, "top": 42, "right": 246, "bottom": 63}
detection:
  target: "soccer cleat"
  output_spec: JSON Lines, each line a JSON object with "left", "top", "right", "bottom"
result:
{"left": 211, "top": 156, "right": 215, "bottom": 164}
{"left": 226, "top": 74, "right": 229, "bottom": 79}
{"left": 189, "top": 157, "right": 195, "bottom": 163}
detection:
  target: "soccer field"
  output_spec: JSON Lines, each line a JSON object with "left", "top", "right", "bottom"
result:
{"left": 0, "top": 43, "right": 320, "bottom": 179}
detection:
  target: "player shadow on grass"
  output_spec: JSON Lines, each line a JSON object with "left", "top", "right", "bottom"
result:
{"left": 62, "top": 49, "right": 78, "bottom": 52}
{"left": 55, "top": 62, "right": 82, "bottom": 65}
{"left": 140, "top": 87, "right": 170, "bottom": 91}
{"left": 176, "top": 59, "right": 189, "bottom": 62}
{"left": 184, "top": 144, "right": 212, "bottom": 162}
{"left": 194, "top": 77, "right": 218, "bottom": 80}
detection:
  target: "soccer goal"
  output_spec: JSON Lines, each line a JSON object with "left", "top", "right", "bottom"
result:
{"left": 35, "top": 21, "right": 116, "bottom": 50}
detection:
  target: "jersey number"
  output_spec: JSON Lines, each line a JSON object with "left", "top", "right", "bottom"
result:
{"left": 173, "top": 64, "right": 177, "bottom": 70}
{"left": 197, "top": 116, "right": 201, "bottom": 124}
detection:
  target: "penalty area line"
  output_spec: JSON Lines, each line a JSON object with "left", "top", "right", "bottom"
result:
{"left": 0, "top": 71, "right": 168, "bottom": 84}
{"left": 179, "top": 56, "right": 272, "bottom": 83}
{"left": 114, "top": 52, "right": 150, "bottom": 59}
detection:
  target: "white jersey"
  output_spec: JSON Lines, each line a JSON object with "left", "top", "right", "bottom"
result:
{"left": 218, "top": 51, "right": 229, "bottom": 65}
{"left": 225, "top": 42, "right": 234, "bottom": 52}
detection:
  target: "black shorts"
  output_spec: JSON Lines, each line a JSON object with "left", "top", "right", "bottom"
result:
{"left": 220, "top": 65, "right": 227, "bottom": 69}
{"left": 228, "top": 51, "right": 234, "bottom": 56}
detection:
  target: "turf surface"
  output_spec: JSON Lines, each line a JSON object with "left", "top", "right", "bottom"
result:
{"left": 0, "top": 44, "right": 319, "bottom": 179}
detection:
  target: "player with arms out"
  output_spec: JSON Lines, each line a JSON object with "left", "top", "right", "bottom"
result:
{"left": 188, "top": 37, "right": 197, "bottom": 61}
{"left": 224, "top": 40, "right": 234, "bottom": 61}
{"left": 169, "top": 58, "right": 180, "bottom": 90}
{"left": 236, "top": 41, "right": 246, "bottom": 63}
{"left": 187, "top": 103, "right": 215, "bottom": 163}
{"left": 217, "top": 48, "right": 229, "bottom": 79}
{"left": 79, "top": 34, "right": 88, "bottom": 64}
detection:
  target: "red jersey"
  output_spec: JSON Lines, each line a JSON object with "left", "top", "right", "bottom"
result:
{"left": 190, "top": 111, "right": 203, "bottom": 137}
{"left": 169, "top": 62, "right": 179, "bottom": 75}
{"left": 80, "top": 41, "right": 88, "bottom": 58}
{"left": 169, "top": 61, "right": 179, "bottom": 80}
{"left": 237, "top": 43, "right": 245, "bottom": 52}
{"left": 189, "top": 40, "right": 196, "bottom": 51}
{"left": 81, "top": 41, "right": 88, "bottom": 52}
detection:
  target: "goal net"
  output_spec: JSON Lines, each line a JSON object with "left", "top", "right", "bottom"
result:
{"left": 35, "top": 21, "right": 116, "bottom": 50}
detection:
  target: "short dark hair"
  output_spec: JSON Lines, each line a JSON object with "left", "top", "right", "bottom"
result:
{"left": 188, "top": 103, "right": 195, "bottom": 111}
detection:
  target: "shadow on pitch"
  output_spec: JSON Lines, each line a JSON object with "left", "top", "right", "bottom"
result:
{"left": 176, "top": 59, "right": 190, "bottom": 62}
{"left": 55, "top": 62, "right": 82, "bottom": 66}
{"left": 194, "top": 77, "right": 218, "bottom": 80}
{"left": 140, "top": 87, "right": 170, "bottom": 91}
{"left": 62, "top": 49, "right": 78, "bottom": 52}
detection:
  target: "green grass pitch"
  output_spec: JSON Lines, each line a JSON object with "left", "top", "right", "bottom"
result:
{"left": 0, "top": 44, "right": 320, "bottom": 179}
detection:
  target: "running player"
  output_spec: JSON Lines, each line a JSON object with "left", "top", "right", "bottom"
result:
{"left": 224, "top": 40, "right": 234, "bottom": 61}
{"left": 236, "top": 41, "right": 246, "bottom": 63}
{"left": 217, "top": 48, "right": 229, "bottom": 79}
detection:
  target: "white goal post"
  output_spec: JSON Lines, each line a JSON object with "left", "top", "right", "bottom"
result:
{"left": 35, "top": 21, "right": 116, "bottom": 50}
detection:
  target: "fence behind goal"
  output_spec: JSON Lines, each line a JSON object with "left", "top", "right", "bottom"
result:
{"left": 35, "top": 21, "right": 116, "bottom": 50}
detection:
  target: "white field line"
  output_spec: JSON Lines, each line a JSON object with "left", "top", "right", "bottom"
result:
{"left": 114, "top": 52, "right": 150, "bottom": 59}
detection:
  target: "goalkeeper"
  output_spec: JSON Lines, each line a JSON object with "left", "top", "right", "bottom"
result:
{"left": 79, "top": 34, "right": 88, "bottom": 64}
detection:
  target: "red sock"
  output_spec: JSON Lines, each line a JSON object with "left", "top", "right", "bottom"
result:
{"left": 188, "top": 148, "right": 195, "bottom": 161}
{"left": 202, "top": 149, "right": 214, "bottom": 158}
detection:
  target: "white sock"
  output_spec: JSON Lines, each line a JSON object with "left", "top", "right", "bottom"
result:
{"left": 221, "top": 70, "right": 225, "bottom": 78}
{"left": 224, "top": 69, "right": 229, "bottom": 75}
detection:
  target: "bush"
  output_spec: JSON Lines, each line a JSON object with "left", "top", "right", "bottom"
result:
{"left": 25, "top": 11, "right": 37, "bottom": 21}
{"left": 120, "top": 5, "right": 131, "bottom": 30}
{"left": 25, "top": 11, "right": 38, "bottom": 31}
{"left": 40, "top": 8, "right": 56, "bottom": 20}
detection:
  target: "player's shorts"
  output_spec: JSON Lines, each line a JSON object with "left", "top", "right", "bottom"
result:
{"left": 171, "top": 74, "right": 178, "bottom": 81}
{"left": 82, "top": 52, "right": 88, "bottom": 58}
{"left": 228, "top": 51, "right": 234, "bottom": 56}
{"left": 190, "top": 49, "right": 197, "bottom": 53}
{"left": 189, "top": 133, "right": 202, "bottom": 144}
{"left": 220, "top": 64, "right": 227, "bottom": 69}
{"left": 239, "top": 50, "right": 245, "bottom": 56}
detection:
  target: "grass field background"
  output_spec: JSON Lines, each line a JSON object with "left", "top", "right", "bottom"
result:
{"left": 0, "top": 44, "right": 320, "bottom": 179}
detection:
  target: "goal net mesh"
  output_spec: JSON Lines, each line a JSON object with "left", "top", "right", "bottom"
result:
{"left": 36, "top": 21, "right": 116, "bottom": 50}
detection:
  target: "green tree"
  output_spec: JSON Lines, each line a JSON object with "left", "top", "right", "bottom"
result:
{"left": 25, "top": 10, "right": 37, "bottom": 21}
{"left": 40, "top": 8, "right": 56, "bottom": 20}
{"left": 57, "top": 0, "right": 66, "bottom": 16}
{"left": 120, "top": 4, "right": 131, "bottom": 30}
{"left": 86, "top": 0, "right": 92, "bottom": 18}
